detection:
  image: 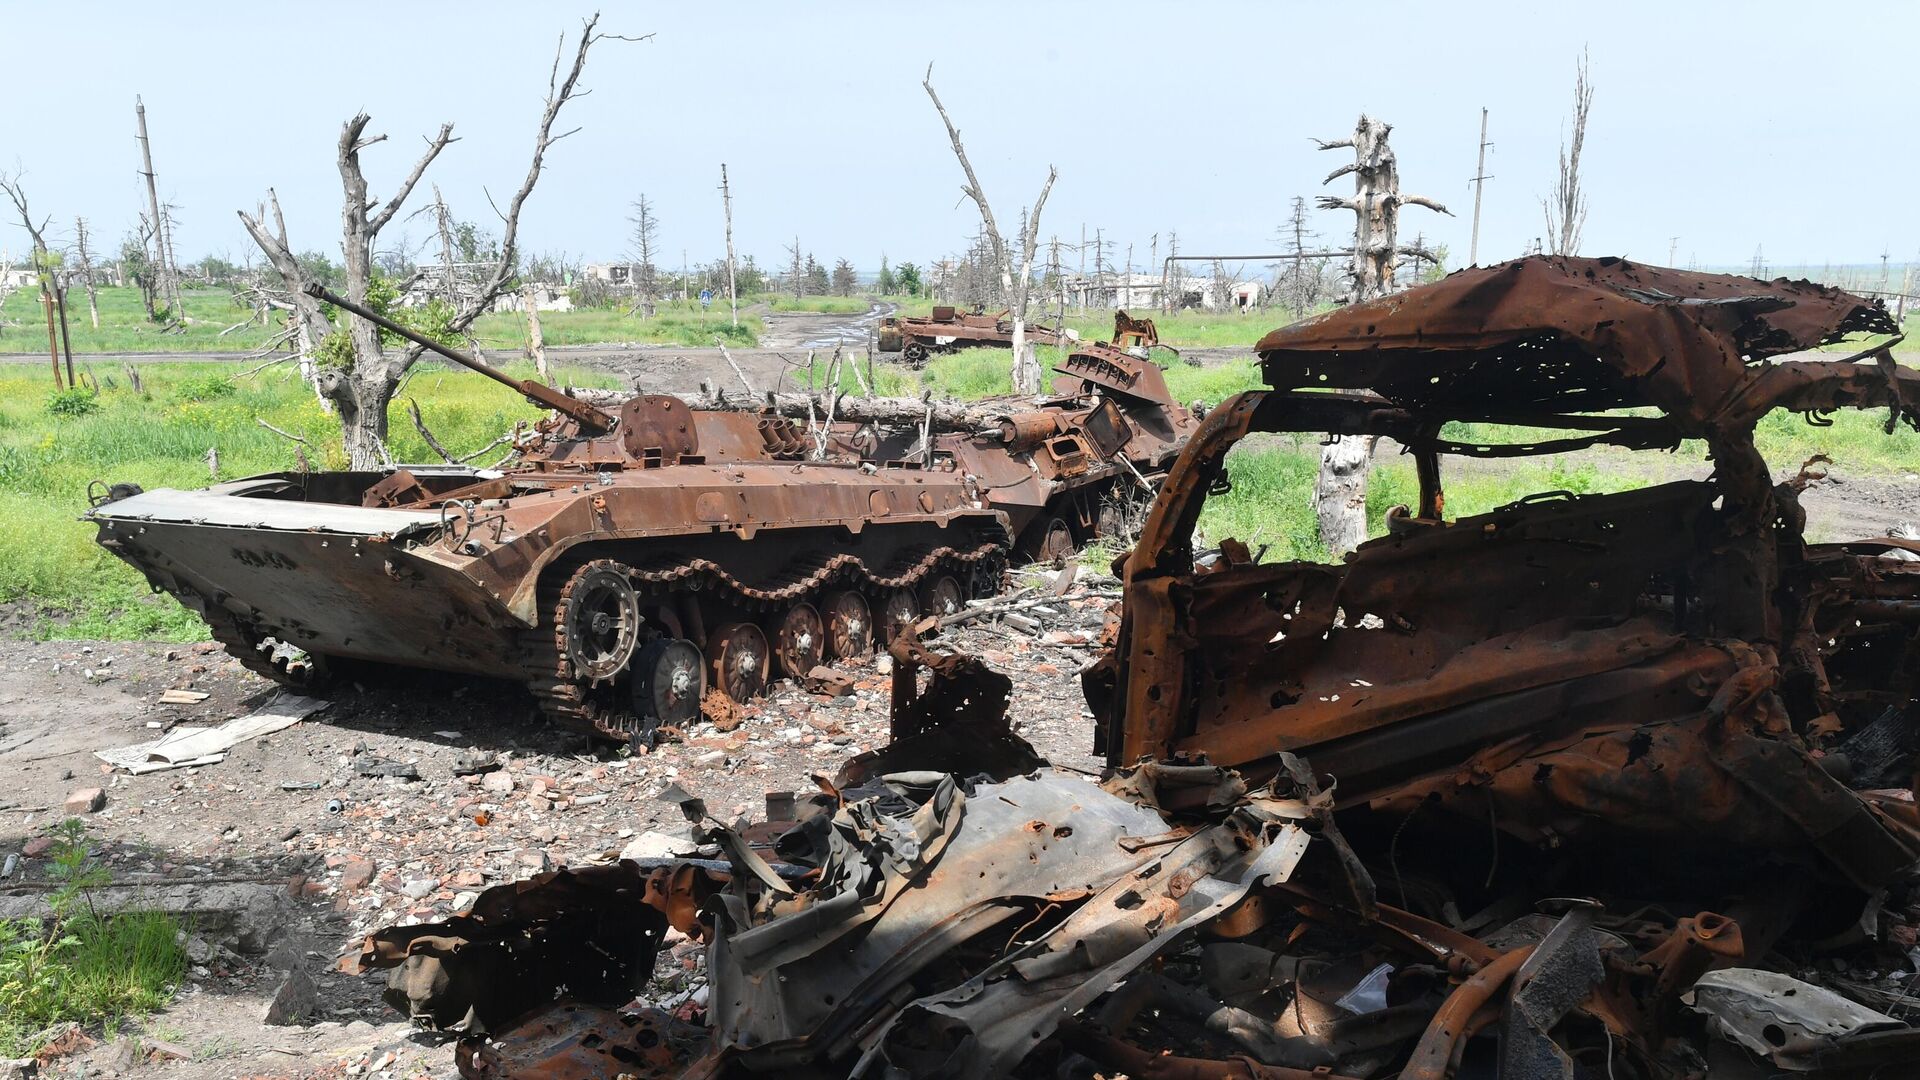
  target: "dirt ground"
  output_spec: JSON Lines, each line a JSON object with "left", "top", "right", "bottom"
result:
{"left": 0, "top": 561, "right": 1106, "bottom": 1078}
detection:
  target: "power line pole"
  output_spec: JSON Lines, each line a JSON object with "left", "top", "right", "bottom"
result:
{"left": 719, "top": 164, "right": 738, "bottom": 326}
{"left": 1467, "top": 107, "right": 1491, "bottom": 266}
{"left": 1668, "top": 236, "right": 1679, "bottom": 267}
{"left": 134, "top": 95, "right": 181, "bottom": 320}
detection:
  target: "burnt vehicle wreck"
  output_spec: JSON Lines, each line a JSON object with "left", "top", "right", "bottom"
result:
{"left": 86, "top": 288, "right": 1192, "bottom": 743}
{"left": 875, "top": 304, "right": 1069, "bottom": 365}
{"left": 354, "top": 258, "right": 1920, "bottom": 1078}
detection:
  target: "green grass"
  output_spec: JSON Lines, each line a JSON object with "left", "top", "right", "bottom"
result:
{"left": 906, "top": 348, "right": 1264, "bottom": 409}
{"left": 1196, "top": 444, "right": 1639, "bottom": 564}
{"left": 0, "top": 359, "right": 620, "bottom": 639}
{"left": 0, "top": 822, "right": 187, "bottom": 1056}
{"left": 471, "top": 298, "right": 757, "bottom": 349}
{"left": 754, "top": 294, "right": 872, "bottom": 314}
{"left": 0, "top": 287, "right": 763, "bottom": 356}
{"left": 0, "top": 285, "right": 281, "bottom": 354}
{"left": 1061, "top": 307, "right": 1282, "bottom": 349}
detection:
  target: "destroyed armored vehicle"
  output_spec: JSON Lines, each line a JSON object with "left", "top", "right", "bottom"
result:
{"left": 875, "top": 304, "right": 1068, "bottom": 365}
{"left": 87, "top": 289, "right": 1194, "bottom": 742}
{"left": 346, "top": 259, "right": 1920, "bottom": 1080}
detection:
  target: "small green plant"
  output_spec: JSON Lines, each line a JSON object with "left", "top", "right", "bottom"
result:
{"left": 170, "top": 375, "right": 236, "bottom": 403}
{"left": 44, "top": 387, "right": 100, "bottom": 418}
{"left": 0, "top": 820, "right": 187, "bottom": 1056}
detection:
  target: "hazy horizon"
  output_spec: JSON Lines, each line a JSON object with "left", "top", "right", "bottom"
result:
{"left": 4, "top": 1, "right": 1916, "bottom": 278}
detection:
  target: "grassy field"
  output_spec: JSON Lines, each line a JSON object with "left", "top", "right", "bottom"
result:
{"left": 470, "top": 297, "right": 757, "bottom": 350}
{"left": 0, "top": 284, "right": 282, "bottom": 354}
{"left": 0, "top": 359, "right": 621, "bottom": 640}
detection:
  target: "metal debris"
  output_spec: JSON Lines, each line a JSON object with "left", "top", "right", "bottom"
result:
{"left": 352, "top": 259, "right": 1920, "bottom": 1078}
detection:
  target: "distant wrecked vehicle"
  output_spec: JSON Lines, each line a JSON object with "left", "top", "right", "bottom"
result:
{"left": 875, "top": 304, "right": 1070, "bottom": 365}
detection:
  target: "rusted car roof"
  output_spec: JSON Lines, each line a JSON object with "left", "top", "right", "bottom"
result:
{"left": 1256, "top": 255, "right": 1906, "bottom": 427}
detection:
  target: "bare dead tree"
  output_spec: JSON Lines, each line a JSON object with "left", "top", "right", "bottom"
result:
{"left": 786, "top": 237, "right": 804, "bottom": 301}
{"left": 719, "top": 164, "right": 738, "bottom": 326}
{"left": 922, "top": 63, "right": 1056, "bottom": 394}
{"left": 430, "top": 183, "right": 460, "bottom": 306}
{"left": 1314, "top": 115, "right": 1451, "bottom": 556}
{"left": 1543, "top": 50, "right": 1593, "bottom": 257}
{"left": 627, "top": 192, "right": 659, "bottom": 315}
{"left": 1, "top": 173, "right": 68, "bottom": 389}
{"left": 73, "top": 217, "right": 100, "bottom": 329}
{"left": 237, "top": 15, "right": 644, "bottom": 468}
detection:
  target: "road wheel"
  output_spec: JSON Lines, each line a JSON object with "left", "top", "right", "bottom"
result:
{"left": 822, "top": 590, "right": 873, "bottom": 658}
{"left": 903, "top": 342, "right": 928, "bottom": 365}
{"left": 708, "top": 622, "right": 771, "bottom": 702}
{"left": 1030, "top": 517, "right": 1076, "bottom": 564}
{"left": 632, "top": 638, "right": 703, "bottom": 728}
{"left": 919, "top": 574, "right": 965, "bottom": 619}
{"left": 561, "top": 562, "right": 642, "bottom": 686}
{"left": 772, "top": 602, "right": 825, "bottom": 679}
{"left": 880, "top": 589, "right": 920, "bottom": 646}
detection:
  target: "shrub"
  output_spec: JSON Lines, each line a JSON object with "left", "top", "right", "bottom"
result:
{"left": 171, "top": 375, "right": 236, "bottom": 403}
{"left": 45, "top": 388, "right": 100, "bottom": 418}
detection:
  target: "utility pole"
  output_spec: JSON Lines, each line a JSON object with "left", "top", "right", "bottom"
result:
{"left": 1668, "top": 237, "right": 1679, "bottom": 267}
{"left": 134, "top": 95, "right": 180, "bottom": 320}
{"left": 1078, "top": 223, "right": 1086, "bottom": 312}
{"left": 719, "top": 164, "right": 738, "bottom": 326}
{"left": 1467, "top": 107, "right": 1490, "bottom": 266}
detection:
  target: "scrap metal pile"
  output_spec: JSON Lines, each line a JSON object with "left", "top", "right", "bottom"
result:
{"left": 354, "top": 258, "right": 1920, "bottom": 1078}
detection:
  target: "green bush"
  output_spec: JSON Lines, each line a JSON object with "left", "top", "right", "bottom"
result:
{"left": 170, "top": 375, "right": 236, "bottom": 403}
{"left": 45, "top": 388, "right": 100, "bottom": 418}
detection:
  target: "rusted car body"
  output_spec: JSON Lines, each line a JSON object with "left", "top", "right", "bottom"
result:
{"left": 337, "top": 258, "right": 1920, "bottom": 1078}
{"left": 875, "top": 305, "right": 1068, "bottom": 364}
{"left": 1089, "top": 257, "right": 1920, "bottom": 849}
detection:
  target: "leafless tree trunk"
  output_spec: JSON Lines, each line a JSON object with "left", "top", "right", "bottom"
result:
{"left": 431, "top": 184, "right": 459, "bottom": 307}
{"left": 1313, "top": 115, "right": 1450, "bottom": 556}
{"left": 628, "top": 193, "right": 659, "bottom": 316}
{"left": 1543, "top": 50, "right": 1593, "bottom": 257}
{"left": 922, "top": 63, "right": 1055, "bottom": 395}
{"left": 74, "top": 217, "right": 100, "bottom": 329}
{"left": 720, "top": 164, "right": 738, "bottom": 326}
{"left": 1, "top": 174, "right": 66, "bottom": 389}
{"left": 236, "top": 15, "right": 641, "bottom": 468}
{"left": 524, "top": 284, "right": 549, "bottom": 380}
{"left": 786, "top": 237, "right": 804, "bottom": 302}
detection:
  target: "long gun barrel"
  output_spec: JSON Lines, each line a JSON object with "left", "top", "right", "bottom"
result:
{"left": 302, "top": 283, "right": 616, "bottom": 433}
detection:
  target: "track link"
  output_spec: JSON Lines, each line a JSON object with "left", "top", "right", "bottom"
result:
{"left": 523, "top": 540, "right": 1007, "bottom": 743}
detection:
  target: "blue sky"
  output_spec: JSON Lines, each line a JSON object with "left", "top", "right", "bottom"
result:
{"left": 4, "top": 0, "right": 1914, "bottom": 275}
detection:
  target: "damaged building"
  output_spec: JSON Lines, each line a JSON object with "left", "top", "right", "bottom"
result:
{"left": 351, "top": 257, "right": 1920, "bottom": 1079}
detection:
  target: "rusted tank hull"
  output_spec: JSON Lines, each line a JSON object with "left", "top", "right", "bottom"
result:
{"left": 90, "top": 453, "right": 1010, "bottom": 739}
{"left": 97, "top": 513, "right": 523, "bottom": 676}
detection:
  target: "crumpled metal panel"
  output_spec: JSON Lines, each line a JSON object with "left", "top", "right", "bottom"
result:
{"left": 1691, "top": 968, "right": 1908, "bottom": 1070}
{"left": 708, "top": 769, "right": 1175, "bottom": 1063}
